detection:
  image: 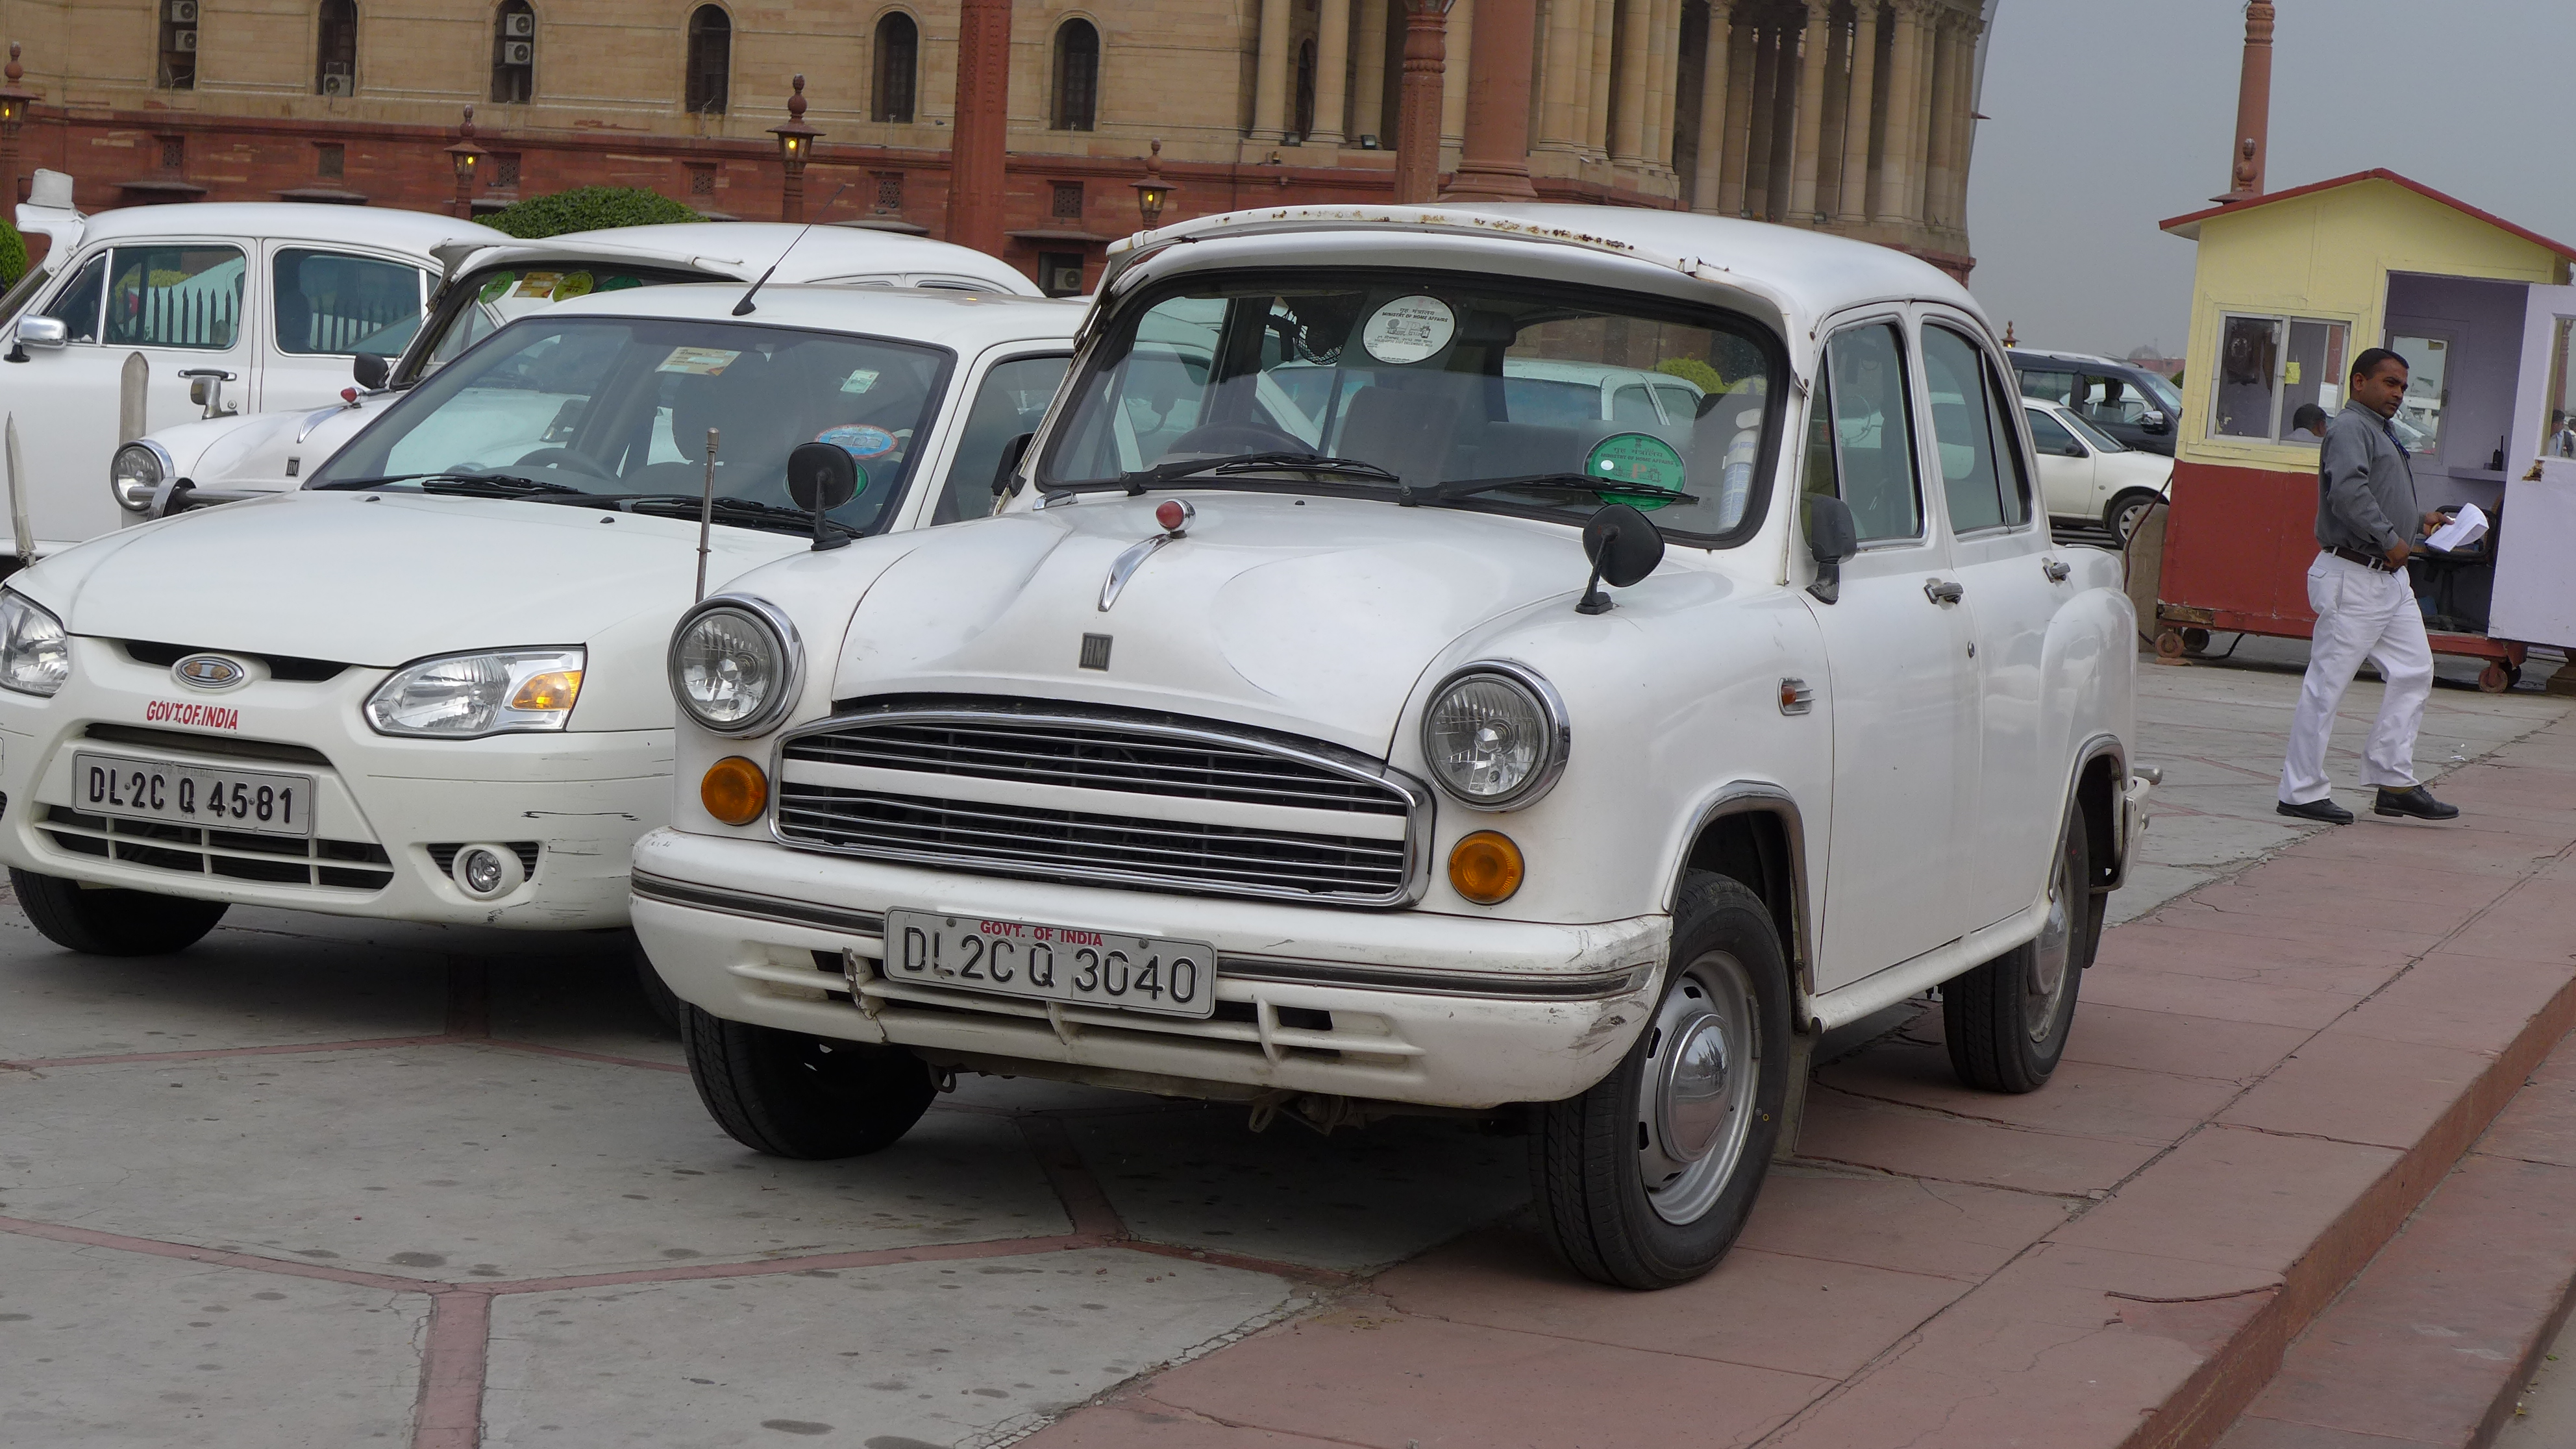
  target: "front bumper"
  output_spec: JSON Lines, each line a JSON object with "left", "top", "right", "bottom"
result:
{"left": 631, "top": 828, "right": 1669, "bottom": 1111}
{"left": 0, "top": 638, "right": 670, "bottom": 928}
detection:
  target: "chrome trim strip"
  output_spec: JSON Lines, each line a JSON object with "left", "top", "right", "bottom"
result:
{"left": 1219, "top": 952, "right": 1644, "bottom": 1000}
{"left": 668, "top": 595, "right": 805, "bottom": 739}
{"left": 632, "top": 872, "right": 886, "bottom": 936}
{"left": 1098, "top": 532, "right": 1171, "bottom": 612}
{"left": 1419, "top": 659, "right": 1571, "bottom": 812}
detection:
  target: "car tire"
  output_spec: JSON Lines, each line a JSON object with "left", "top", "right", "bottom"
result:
{"left": 1531, "top": 872, "right": 1792, "bottom": 1290}
{"left": 10, "top": 868, "right": 228, "bottom": 956}
{"left": 2107, "top": 489, "right": 2162, "bottom": 544}
{"left": 632, "top": 935, "right": 682, "bottom": 1035}
{"left": 1944, "top": 801, "right": 2094, "bottom": 1094}
{"left": 679, "top": 1003, "right": 935, "bottom": 1159}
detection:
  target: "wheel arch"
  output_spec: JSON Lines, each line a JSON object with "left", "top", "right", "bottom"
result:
{"left": 1666, "top": 782, "right": 1809, "bottom": 998}
{"left": 2069, "top": 732, "right": 2128, "bottom": 893}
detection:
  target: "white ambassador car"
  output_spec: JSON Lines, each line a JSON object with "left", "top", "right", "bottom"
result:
{"left": 0, "top": 284, "right": 1080, "bottom": 957}
{"left": 113, "top": 223, "right": 1043, "bottom": 523}
{"left": 630, "top": 204, "right": 2153, "bottom": 1289}
{"left": 2022, "top": 397, "right": 2172, "bottom": 542}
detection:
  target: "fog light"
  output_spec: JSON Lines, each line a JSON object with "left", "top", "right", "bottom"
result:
{"left": 701, "top": 756, "right": 768, "bottom": 826}
{"left": 451, "top": 843, "right": 526, "bottom": 900}
{"left": 1447, "top": 830, "right": 1524, "bottom": 904}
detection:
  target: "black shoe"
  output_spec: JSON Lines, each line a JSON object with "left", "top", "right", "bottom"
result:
{"left": 2277, "top": 797, "right": 2354, "bottom": 824}
{"left": 2375, "top": 786, "right": 2460, "bottom": 821}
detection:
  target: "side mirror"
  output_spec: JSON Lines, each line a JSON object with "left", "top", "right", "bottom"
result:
{"left": 785, "top": 440, "right": 862, "bottom": 552}
{"left": 990, "top": 431, "right": 1034, "bottom": 497}
{"left": 2141, "top": 410, "right": 2170, "bottom": 432}
{"left": 351, "top": 353, "right": 390, "bottom": 390}
{"left": 1575, "top": 502, "right": 1665, "bottom": 615}
{"left": 2062, "top": 444, "right": 2088, "bottom": 458}
{"left": 14, "top": 316, "right": 66, "bottom": 350}
{"left": 1805, "top": 494, "right": 1859, "bottom": 604}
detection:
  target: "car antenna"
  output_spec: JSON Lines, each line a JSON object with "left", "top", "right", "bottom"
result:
{"left": 731, "top": 182, "right": 853, "bottom": 317}
{"left": 695, "top": 427, "right": 719, "bottom": 601}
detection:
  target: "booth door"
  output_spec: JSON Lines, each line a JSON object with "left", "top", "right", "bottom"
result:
{"left": 2492, "top": 285, "right": 2576, "bottom": 646}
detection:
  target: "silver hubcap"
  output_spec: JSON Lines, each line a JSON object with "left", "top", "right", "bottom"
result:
{"left": 2116, "top": 500, "right": 2151, "bottom": 541}
{"left": 1636, "top": 952, "right": 1759, "bottom": 1226}
{"left": 2024, "top": 818, "right": 2082, "bottom": 1043}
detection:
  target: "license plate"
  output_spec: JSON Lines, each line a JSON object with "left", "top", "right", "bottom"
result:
{"left": 882, "top": 910, "right": 1217, "bottom": 1019}
{"left": 71, "top": 751, "right": 315, "bottom": 839}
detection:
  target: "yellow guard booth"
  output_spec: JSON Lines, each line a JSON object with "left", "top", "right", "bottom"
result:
{"left": 2155, "top": 169, "right": 2576, "bottom": 690}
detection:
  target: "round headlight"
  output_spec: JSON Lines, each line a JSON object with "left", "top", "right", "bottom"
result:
{"left": 669, "top": 598, "right": 801, "bottom": 737}
{"left": 111, "top": 442, "right": 168, "bottom": 514}
{"left": 1420, "top": 663, "right": 1568, "bottom": 810}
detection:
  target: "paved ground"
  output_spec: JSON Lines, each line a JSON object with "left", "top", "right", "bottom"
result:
{"left": 1, "top": 639, "right": 2568, "bottom": 1447}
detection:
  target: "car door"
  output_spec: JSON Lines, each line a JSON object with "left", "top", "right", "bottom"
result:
{"left": 261, "top": 242, "right": 431, "bottom": 410}
{"left": 2022, "top": 404, "right": 2097, "bottom": 521}
{"left": 911, "top": 348, "right": 1076, "bottom": 527}
{"left": 5, "top": 237, "right": 254, "bottom": 547}
{"left": 1924, "top": 316, "right": 2062, "bottom": 930}
{"left": 1801, "top": 314, "right": 1983, "bottom": 993}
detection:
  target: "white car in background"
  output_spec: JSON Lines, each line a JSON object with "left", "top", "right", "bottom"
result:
{"left": 2, "top": 192, "right": 506, "bottom": 550}
{"left": 0, "top": 284, "right": 1079, "bottom": 960}
{"left": 112, "top": 223, "right": 1043, "bottom": 522}
{"left": 2021, "top": 397, "right": 2172, "bottom": 541}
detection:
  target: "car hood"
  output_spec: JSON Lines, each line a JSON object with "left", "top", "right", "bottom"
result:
{"left": 151, "top": 404, "right": 375, "bottom": 495}
{"left": 26, "top": 489, "right": 806, "bottom": 666}
{"left": 822, "top": 492, "right": 1610, "bottom": 755}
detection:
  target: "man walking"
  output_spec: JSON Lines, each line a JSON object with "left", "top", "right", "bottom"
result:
{"left": 2277, "top": 348, "right": 2459, "bottom": 824}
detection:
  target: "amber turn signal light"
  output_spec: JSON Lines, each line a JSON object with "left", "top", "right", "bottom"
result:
{"left": 508, "top": 669, "right": 582, "bottom": 712}
{"left": 1447, "top": 830, "right": 1525, "bottom": 904}
{"left": 700, "top": 756, "right": 768, "bottom": 826}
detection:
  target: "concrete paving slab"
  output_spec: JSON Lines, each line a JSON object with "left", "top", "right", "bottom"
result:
{"left": 482, "top": 1247, "right": 1298, "bottom": 1449}
{"left": 2218, "top": 1033, "right": 2507, "bottom": 1150}
{"left": 1819, "top": 1036, "right": 2245, "bottom": 1145}
{"left": 0, "top": 1228, "right": 425, "bottom": 1445}
{"left": 1792, "top": 1093, "right": 2164, "bottom": 1195}
{"left": 1732, "top": 1167, "right": 2077, "bottom": 1282}
{"left": 2055, "top": 1000, "right": 2314, "bottom": 1084}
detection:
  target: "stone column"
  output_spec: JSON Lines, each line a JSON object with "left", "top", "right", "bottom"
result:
{"left": 1535, "top": 0, "right": 1585, "bottom": 156}
{"left": 1393, "top": 0, "right": 1455, "bottom": 201}
{"left": 2223, "top": 0, "right": 2273, "bottom": 201}
{"left": 1442, "top": 0, "right": 1475, "bottom": 155}
{"left": 1313, "top": 0, "right": 1354, "bottom": 145}
{"left": 1689, "top": 1, "right": 1733, "bottom": 212}
{"left": 1252, "top": 0, "right": 1294, "bottom": 141}
{"left": 1741, "top": 19, "right": 1777, "bottom": 215}
{"left": 949, "top": 0, "right": 1011, "bottom": 258}
{"left": 1944, "top": 15, "right": 1982, "bottom": 229}
{"left": 1763, "top": 17, "right": 1798, "bottom": 219}
{"left": 1907, "top": 5, "right": 1938, "bottom": 221}
{"left": 1814, "top": 6, "right": 1850, "bottom": 217}
{"left": 1837, "top": 1, "right": 1877, "bottom": 223}
{"left": 1874, "top": 0, "right": 1920, "bottom": 223}
{"left": 1920, "top": 15, "right": 1951, "bottom": 226}
{"left": 1443, "top": 0, "right": 1540, "bottom": 197}
{"left": 1648, "top": 0, "right": 1681, "bottom": 170}
{"left": 1715, "top": 12, "right": 1756, "bottom": 213}
{"left": 1352, "top": 0, "right": 1391, "bottom": 142}
{"left": 1610, "top": 0, "right": 1651, "bottom": 164}
{"left": 1586, "top": 0, "right": 1616, "bottom": 155}
{"left": 1786, "top": 2, "right": 1831, "bottom": 221}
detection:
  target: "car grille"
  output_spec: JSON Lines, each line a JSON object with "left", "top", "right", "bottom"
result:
{"left": 118, "top": 639, "right": 349, "bottom": 684}
{"left": 42, "top": 806, "right": 394, "bottom": 891}
{"left": 773, "top": 700, "right": 1429, "bottom": 906}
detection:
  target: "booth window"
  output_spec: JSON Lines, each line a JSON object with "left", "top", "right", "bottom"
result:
{"left": 2214, "top": 313, "right": 2348, "bottom": 445}
{"left": 685, "top": 6, "right": 730, "bottom": 114}
{"left": 1804, "top": 321, "right": 1924, "bottom": 544}
{"left": 316, "top": 0, "right": 357, "bottom": 95}
{"left": 1052, "top": 19, "right": 1099, "bottom": 131}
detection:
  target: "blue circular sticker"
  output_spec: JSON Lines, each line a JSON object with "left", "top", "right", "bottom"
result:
{"left": 816, "top": 425, "right": 898, "bottom": 463}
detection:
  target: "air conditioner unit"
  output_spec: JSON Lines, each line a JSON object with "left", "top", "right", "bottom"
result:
{"left": 503, "top": 12, "right": 534, "bottom": 37}
{"left": 502, "top": 40, "right": 533, "bottom": 66}
{"left": 168, "top": 0, "right": 197, "bottom": 23}
{"left": 175, "top": 28, "right": 197, "bottom": 51}
{"left": 319, "top": 72, "right": 351, "bottom": 96}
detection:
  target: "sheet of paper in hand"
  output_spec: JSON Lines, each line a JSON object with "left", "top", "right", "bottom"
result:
{"left": 2427, "top": 503, "right": 2489, "bottom": 552}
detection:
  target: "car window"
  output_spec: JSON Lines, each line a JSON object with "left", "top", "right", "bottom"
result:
{"left": 934, "top": 353, "right": 1071, "bottom": 525}
{"left": 1804, "top": 321, "right": 1922, "bottom": 544}
{"left": 42, "top": 253, "right": 107, "bottom": 343}
{"left": 0, "top": 264, "right": 55, "bottom": 327}
{"left": 2024, "top": 408, "right": 2081, "bottom": 456}
{"left": 411, "top": 264, "right": 693, "bottom": 383}
{"left": 2079, "top": 373, "right": 2148, "bottom": 427}
{"left": 105, "top": 245, "right": 245, "bottom": 349}
{"left": 1611, "top": 384, "right": 1658, "bottom": 424}
{"left": 1924, "top": 325, "right": 2030, "bottom": 534}
{"left": 1650, "top": 382, "right": 1702, "bottom": 423}
{"left": 2138, "top": 370, "right": 2183, "bottom": 414}
{"left": 2017, "top": 367, "right": 2077, "bottom": 406}
{"left": 273, "top": 248, "right": 427, "bottom": 355}
{"left": 1501, "top": 376, "right": 1602, "bottom": 427}
{"left": 2059, "top": 408, "right": 2127, "bottom": 452}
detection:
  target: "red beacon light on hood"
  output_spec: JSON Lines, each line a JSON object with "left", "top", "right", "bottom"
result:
{"left": 1154, "top": 498, "right": 1194, "bottom": 536}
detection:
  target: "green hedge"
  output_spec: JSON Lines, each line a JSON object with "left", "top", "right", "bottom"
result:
{"left": 482, "top": 186, "right": 698, "bottom": 240}
{"left": 0, "top": 219, "right": 25, "bottom": 288}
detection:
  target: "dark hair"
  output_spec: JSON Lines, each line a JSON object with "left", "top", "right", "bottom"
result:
{"left": 2291, "top": 403, "right": 2329, "bottom": 432}
{"left": 2351, "top": 347, "right": 2408, "bottom": 382}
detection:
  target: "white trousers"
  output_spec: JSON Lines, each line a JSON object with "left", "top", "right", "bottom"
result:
{"left": 2279, "top": 552, "right": 2434, "bottom": 803}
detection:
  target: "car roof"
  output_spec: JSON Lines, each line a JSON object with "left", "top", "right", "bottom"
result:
{"left": 519, "top": 222, "right": 1043, "bottom": 294}
{"left": 2008, "top": 349, "right": 2131, "bottom": 369}
{"left": 73, "top": 203, "right": 507, "bottom": 253}
{"left": 541, "top": 282, "right": 1088, "bottom": 349}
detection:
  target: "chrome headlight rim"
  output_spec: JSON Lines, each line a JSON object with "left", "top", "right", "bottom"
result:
{"left": 668, "top": 595, "right": 804, "bottom": 739}
{"left": 0, "top": 589, "right": 70, "bottom": 699}
{"left": 110, "top": 440, "right": 173, "bottom": 514}
{"left": 362, "top": 645, "right": 587, "bottom": 739}
{"left": 1419, "top": 659, "right": 1570, "bottom": 812}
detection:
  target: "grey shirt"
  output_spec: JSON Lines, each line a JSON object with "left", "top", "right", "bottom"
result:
{"left": 2316, "top": 400, "right": 2418, "bottom": 554}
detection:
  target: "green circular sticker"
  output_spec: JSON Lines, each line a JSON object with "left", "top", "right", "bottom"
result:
{"left": 553, "top": 271, "right": 595, "bottom": 302}
{"left": 1583, "top": 432, "right": 1685, "bottom": 509}
{"left": 477, "top": 271, "right": 517, "bottom": 304}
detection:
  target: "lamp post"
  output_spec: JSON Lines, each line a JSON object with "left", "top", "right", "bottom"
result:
{"left": 769, "top": 75, "right": 821, "bottom": 224}
{"left": 1130, "top": 138, "right": 1176, "bottom": 230}
{"left": 443, "top": 105, "right": 486, "bottom": 220}
{"left": 0, "top": 43, "right": 39, "bottom": 211}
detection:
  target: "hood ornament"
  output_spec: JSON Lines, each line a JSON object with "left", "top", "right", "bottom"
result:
{"left": 172, "top": 654, "right": 248, "bottom": 691}
{"left": 1098, "top": 499, "right": 1195, "bottom": 612}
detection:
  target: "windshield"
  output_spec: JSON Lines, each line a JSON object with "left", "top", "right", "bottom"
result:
{"left": 2138, "top": 370, "right": 2183, "bottom": 414}
{"left": 2059, "top": 408, "right": 2127, "bottom": 452}
{"left": 1039, "top": 269, "right": 1784, "bottom": 542}
{"left": 310, "top": 316, "right": 953, "bottom": 534}
{"left": 0, "top": 264, "right": 53, "bottom": 327}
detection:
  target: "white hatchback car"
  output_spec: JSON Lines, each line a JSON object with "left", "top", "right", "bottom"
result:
{"left": 630, "top": 204, "right": 2153, "bottom": 1289}
{"left": 0, "top": 284, "right": 1079, "bottom": 957}
{"left": 2021, "top": 397, "right": 2173, "bottom": 541}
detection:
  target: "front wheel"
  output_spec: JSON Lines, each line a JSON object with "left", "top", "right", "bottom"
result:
{"left": 679, "top": 1004, "right": 935, "bottom": 1159}
{"left": 1944, "top": 801, "right": 2094, "bottom": 1093}
{"left": 1532, "top": 873, "right": 1792, "bottom": 1289}
{"left": 10, "top": 868, "right": 228, "bottom": 956}
{"left": 2107, "top": 489, "right": 2163, "bottom": 543}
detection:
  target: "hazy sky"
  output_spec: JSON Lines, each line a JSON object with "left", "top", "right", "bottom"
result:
{"left": 1966, "top": 0, "right": 2573, "bottom": 361}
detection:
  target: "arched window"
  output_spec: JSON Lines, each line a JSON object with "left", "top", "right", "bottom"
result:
{"left": 684, "top": 6, "right": 731, "bottom": 115}
{"left": 491, "top": 1, "right": 536, "bottom": 103}
{"left": 1293, "top": 38, "right": 1315, "bottom": 141}
{"left": 873, "top": 12, "right": 918, "bottom": 123}
{"left": 315, "top": 0, "right": 357, "bottom": 96}
{"left": 1051, "top": 19, "right": 1098, "bottom": 132}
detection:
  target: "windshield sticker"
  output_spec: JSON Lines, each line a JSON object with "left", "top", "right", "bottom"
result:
{"left": 657, "top": 345, "right": 743, "bottom": 377}
{"left": 1585, "top": 432, "right": 1686, "bottom": 510}
{"left": 552, "top": 271, "right": 595, "bottom": 303}
{"left": 477, "top": 272, "right": 517, "bottom": 304}
{"left": 839, "top": 368, "right": 881, "bottom": 394}
{"left": 1361, "top": 295, "right": 1456, "bottom": 365}
{"left": 514, "top": 271, "right": 564, "bottom": 299}
{"left": 817, "top": 424, "right": 898, "bottom": 462}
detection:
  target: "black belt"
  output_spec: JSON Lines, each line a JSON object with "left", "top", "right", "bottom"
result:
{"left": 2328, "top": 545, "right": 2399, "bottom": 573}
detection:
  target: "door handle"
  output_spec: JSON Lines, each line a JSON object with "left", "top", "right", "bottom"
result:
{"left": 1924, "top": 578, "right": 1964, "bottom": 605}
{"left": 2043, "top": 558, "right": 2071, "bottom": 582}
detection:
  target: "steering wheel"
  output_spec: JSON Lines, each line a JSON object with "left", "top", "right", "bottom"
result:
{"left": 509, "top": 448, "right": 616, "bottom": 481}
{"left": 1164, "top": 420, "right": 1311, "bottom": 459}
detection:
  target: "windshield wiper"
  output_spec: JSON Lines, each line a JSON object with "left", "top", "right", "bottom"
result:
{"left": 1104, "top": 451, "right": 1401, "bottom": 493}
{"left": 611, "top": 493, "right": 861, "bottom": 540}
{"left": 313, "top": 471, "right": 585, "bottom": 496}
{"left": 1420, "top": 472, "right": 1700, "bottom": 506}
